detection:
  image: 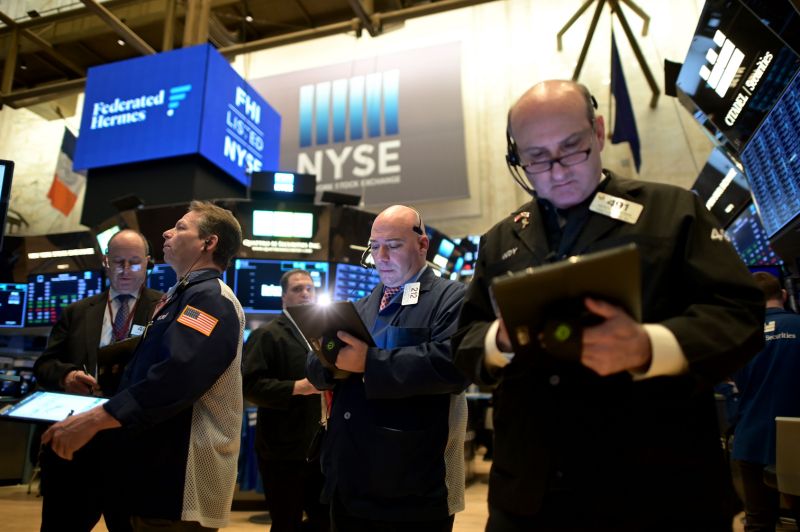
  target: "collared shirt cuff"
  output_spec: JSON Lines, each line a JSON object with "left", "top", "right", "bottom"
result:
{"left": 631, "top": 324, "right": 689, "bottom": 380}
{"left": 483, "top": 320, "right": 515, "bottom": 370}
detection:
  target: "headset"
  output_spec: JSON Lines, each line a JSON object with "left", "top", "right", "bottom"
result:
{"left": 506, "top": 91, "right": 599, "bottom": 196}
{"left": 360, "top": 207, "right": 425, "bottom": 269}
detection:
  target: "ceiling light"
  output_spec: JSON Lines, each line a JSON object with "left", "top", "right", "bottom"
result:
{"left": 117, "top": 39, "right": 125, "bottom": 46}
{"left": 245, "top": 15, "right": 254, "bottom": 22}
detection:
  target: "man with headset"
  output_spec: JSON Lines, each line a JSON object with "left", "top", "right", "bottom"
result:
{"left": 43, "top": 201, "right": 245, "bottom": 531}
{"left": 307, "top": 204, "right": 469, "bottom": 532}
{"left": 34, "top": 228, "right": 162, "bottom": 532}
{"left": 452, "top": 80, "right": 765, "bottom": 530}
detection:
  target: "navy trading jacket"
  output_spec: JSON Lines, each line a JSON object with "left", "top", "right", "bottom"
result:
{"left": 104, "top": 269, "right": 244, "bottom": 528}
{"left": 307, "top": 266, "right": 469, "bottom": 522}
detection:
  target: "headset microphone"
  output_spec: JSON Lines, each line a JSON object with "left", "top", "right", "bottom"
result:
{"left": 359, "top": 246, "right": 375, "bottom": 269}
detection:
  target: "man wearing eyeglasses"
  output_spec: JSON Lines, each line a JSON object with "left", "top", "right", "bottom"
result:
{"left": 34, "top": 229, "right": 162, "bottom": 531}
{"left": 453, "top": 80, "right": 765, "bottom": 531}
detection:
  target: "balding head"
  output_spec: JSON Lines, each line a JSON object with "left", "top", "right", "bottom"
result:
{"left": 369, "top": 205, "right": 429, "bottom": 287}
{"left": 105, "top": 229, "right": 150, "bottom": 295}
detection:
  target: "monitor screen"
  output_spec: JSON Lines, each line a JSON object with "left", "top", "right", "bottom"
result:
{"left": 437, "top": 238, "right": 456, "bottom": 258}
{"left": 95, "top": 225, "right": 121, "bottom": 253}
{"left": 675, "top": 0, "right": 800, "bottom": 151}
{"left": 725, "top": 203, "right": 783, "bottom": 265}
{"left": 0, "top": 160, "right": 15, "bottom": 250}
{"left": 691, "top": 147, "right": 751, "bottom": 227}
{"left": 0, "top": 283, "right": 27, "bottom": 328}
{"left": 147, "top": 263, "right": 178, "bottom": 292}
{"left": 332, "top": 263, "right": 381, "bottom": 302}
{"left": 252, "top": 210, "right": 314, "bottom": 238}
{"left": 740, "top": 68, "right": 800, "bottom": 237}
{"left": 26, "top": 271, "right": 104, "bottom": 326}
{"left": 233, "top": 259, "right": 329, "bottom": 313}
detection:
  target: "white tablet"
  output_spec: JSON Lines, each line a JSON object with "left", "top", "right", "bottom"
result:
{"left": 0, "top": 391, "right": 109, "bottom": 424}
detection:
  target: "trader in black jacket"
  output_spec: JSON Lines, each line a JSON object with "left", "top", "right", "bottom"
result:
{"left": 243, "top": 268, "right": 329, "bottom": 532}
{"left": 33, "top": 228, "right": 162, "bottom": 532}
{"left": 453, "top": 80, "right": 765, "bottom": 531}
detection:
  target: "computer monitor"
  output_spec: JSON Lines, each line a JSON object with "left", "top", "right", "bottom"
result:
{"left": 725, "top": 203, "right": 783, "bottom": 266}
{"left": 26, "top": 270, "right": 104, "bottom": 326}
{"left": 332, "top": 263, "right": 381, "bottom": 302}
{"left": 0, "top": 283, "right": 27, "bottom": 328}
{"left": 0, "top": 160, "right": 15, "bottom": 250}
{"left": 232, "top": 259, "right": 329, "bottom": 313}
{"left": 147, "top": 263, "right": 178, "bottom": 293}
{"left": 95, "top": 225, "right": 121, "bottom": 254}
{"left": 691, "top": 147, "right": 751, "bottom": 228}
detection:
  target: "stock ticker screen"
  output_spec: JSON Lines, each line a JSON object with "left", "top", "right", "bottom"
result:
{"left": 233, "top": 259, "right": 329, "bottom": 313}
{"left": 26, "top": 271, "right": 104, "bottom": 326}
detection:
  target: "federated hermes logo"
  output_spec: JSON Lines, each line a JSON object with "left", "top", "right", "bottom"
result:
{"left": 90, "top": 83, "right": 193, "bottom": 129}
{"left": 699, "top": 29, "right": 773, "bottom": 127}
{"left": 298, "top": 70, "right": 399, "bottom": 147}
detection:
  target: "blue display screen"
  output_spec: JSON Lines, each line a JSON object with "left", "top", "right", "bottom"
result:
{"left": 233, "top": 259, "right": 329, "bottom": 313}
{"left": 26, "top": 271, "right": 105, "bottom": 326}
{"left": 74, "top": 44, "right": 281, "bottom": 186}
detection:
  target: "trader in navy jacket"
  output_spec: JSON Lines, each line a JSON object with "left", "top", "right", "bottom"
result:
{"left": 307, "top": 205, "right": 469, "bottom": 532}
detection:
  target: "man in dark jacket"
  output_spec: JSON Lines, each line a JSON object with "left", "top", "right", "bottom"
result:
{"left": 307, "top": 205, "right": 469, "bottom": 532}
{"left": 34, "top": 228, "right": 162, "bottom": 532}
{"left": 453, "top": 80, "right": 765, "bottom": 531}
{"left": 243, "top": 268, "right": 329, "bottom": 532}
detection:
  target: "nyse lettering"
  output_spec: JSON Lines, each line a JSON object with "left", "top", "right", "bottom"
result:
{"left": 224, "top": 136, "right": 263, "bottom": 173}
{"left": 297, "top": 139, "right": 401, "bottom": 181}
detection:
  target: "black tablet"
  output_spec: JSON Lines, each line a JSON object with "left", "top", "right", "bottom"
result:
{"left": 0, "top": 391, "right": 109, "bottom": 424}
{"left": 491, "top": 244, "right": 641, "bottom": 361}
{"left": 284, "top": 301, "right": 375, "bottom": 371}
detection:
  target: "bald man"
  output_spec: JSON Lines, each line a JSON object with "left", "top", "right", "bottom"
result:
{"left": 307, "top": 205, "right": 469, "bottom": 532}
{"left": 453, "top": 80, "right": 765, "bottom": 531}
{"left": 34, "top": 229, "right": 162, "bottom": 532}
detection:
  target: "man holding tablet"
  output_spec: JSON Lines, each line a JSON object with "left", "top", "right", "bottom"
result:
{"left": 34, "top": 228, "right": 161, "bottom": 532}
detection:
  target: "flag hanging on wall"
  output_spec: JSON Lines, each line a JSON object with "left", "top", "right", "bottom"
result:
{"left": 47, "top": 128, "right": 86, "bottom": 216}
{"left": 610, "top": 31, "right": 642, "bottom": 173}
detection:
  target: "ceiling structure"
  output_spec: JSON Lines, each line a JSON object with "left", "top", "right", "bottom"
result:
{"left": 0, "top": 0, "right": 499, "bottom": 114}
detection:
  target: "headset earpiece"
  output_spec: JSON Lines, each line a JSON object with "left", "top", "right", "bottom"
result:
{"left": 203, "top": 239, "right": 211, "bottom": 251}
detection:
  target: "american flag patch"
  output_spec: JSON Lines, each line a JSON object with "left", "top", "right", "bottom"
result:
{"left": 177, "top": 305, "right": 218, "bottom": 336}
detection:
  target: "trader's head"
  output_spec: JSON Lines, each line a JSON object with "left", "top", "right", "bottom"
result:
{"left": 281, "top": 269, "right": 316, "bottom": 308}
{"left": 752, "top": 271, "right": 785, "bottom": 308}
{"left": 162, "top": 200, "right": 242, "bottom": 277}
{"left": 369, "top": 205, "right": 429, "bottom": 288}
{"left": 507, "top": 80, "right": 605, "bottom": 209}
{"left": 104, "top": 229, "right": 150, "bottom": 295}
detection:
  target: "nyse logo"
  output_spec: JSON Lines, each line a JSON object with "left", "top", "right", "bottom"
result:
{"left": 296, "top": 70, "right": 401, "bottom": 184}
{"left": 699, "top": 30, "right": 745, "bottom": 99}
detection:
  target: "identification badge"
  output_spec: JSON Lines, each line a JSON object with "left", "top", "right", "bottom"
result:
{"left": 589, "top": 192, "right": 643, "bottom": 224}
{"left": 402, "top": 282, "right": 421, "bottom": 306}
{"left": 130, "top": 324, "right": 145, "bottom": 337}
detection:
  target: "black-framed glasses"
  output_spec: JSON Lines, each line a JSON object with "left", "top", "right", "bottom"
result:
{"left": 519, "top": 147, "right": 592, "bottom": 175}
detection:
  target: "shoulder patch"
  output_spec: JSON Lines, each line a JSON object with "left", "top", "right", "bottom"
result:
{"left": 177, "top": 305, "right": 218, "bottom": 336}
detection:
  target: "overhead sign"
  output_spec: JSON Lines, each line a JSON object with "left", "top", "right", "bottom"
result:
{"left": 74, "top": 44, "right": 281, "bottom": 186}
{"left": 250, "top": 42, "right": 469, "bottom": 206}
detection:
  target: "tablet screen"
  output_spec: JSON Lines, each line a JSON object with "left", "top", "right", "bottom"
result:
{"left": 0, "top": 391, "right": 109, "bottom": 424}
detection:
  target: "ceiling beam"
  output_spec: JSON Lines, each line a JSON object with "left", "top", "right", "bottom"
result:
{"left": 79, "top": 0, "right": 157, "bottom": 55}
{"left": 0, "top": 78, "right": 86, "bottom": 108}
{"left": 1, "top": 28, "right": 19, "bottom": 95}
{"left": 348, "top": 0, "right": 380, "bottom": 37}
{"left": 0, "top": 10, "right": 85, "bottom": 76}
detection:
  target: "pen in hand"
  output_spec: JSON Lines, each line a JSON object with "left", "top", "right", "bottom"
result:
{"left": 82, "top": 364, "right": 95, "bottom": 395}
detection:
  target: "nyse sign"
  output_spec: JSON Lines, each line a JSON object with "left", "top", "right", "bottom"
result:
{"left": 299, "top": 139, "right": 401, "bottom": 191}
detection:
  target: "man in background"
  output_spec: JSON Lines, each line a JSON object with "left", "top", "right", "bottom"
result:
{"left": 34, "top": 228, "right": 162, "bottom": 532}
{"left": 307, "top": 204, "right": 468, "bottom": 532}
{"left": 243, "top": 268, "right": 329, "bottom": 532}
{"left": 43, "top": 201, "right": 244, "bottom": 531}
{"left": 733, "top": 271, "right": 800, "bottom": 530}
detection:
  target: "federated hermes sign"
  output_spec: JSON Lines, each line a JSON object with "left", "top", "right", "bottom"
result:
{"left": 250, "top": 42, "right": 469, "bottom": 205}
{"left": 74, "top": 44, "right": 280, "bottom": 186}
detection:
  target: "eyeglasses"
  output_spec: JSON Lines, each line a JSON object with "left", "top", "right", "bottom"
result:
{"left": 104, "top": 257, "right": 145, "bottom": 273}
{"left": 519, "top": 147, "right": 592, "bottom": 175}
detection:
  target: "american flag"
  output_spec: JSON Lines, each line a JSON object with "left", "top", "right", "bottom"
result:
{"left": 177, "top": 305, "right": 218, "bottom": 336}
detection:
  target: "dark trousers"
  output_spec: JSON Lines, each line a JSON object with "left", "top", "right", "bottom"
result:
{"left": 39, "top": 436, "right": 132, "bottom": 532}
{"left": 331, "top": 493, "right": 454, "bottom": 532}
{"left": 258, "top": 457, "right": 329, "bottom": 532}
{"left": 486, "top": 494, "right": 732, "bottom": 532}
{"left": 130, "top": 516, "right": 216, "bottom": 532}
{"left": 736, "top": 460, "right": 780, "bottom": 532}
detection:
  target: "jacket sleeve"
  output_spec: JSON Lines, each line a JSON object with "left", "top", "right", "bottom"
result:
{"left": 363, "top": 282, "right": 469, "bottom": 399}
{"left": 306, "top": 350, "right": 337, "bottom": 390}
{"left": 105, "top": 285, "right": 241, "bottom": 429}
{"left": 33, "top": 305, "right": 82, "bottom": 390}
{"left": 242, "top": 325, "right": 296, "bottom": 409}
{"left": 452, "top": 234, "right": 499, "bottom": 386}
{"left": 660, "top": 193, "right": 765, "bottom": 385}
